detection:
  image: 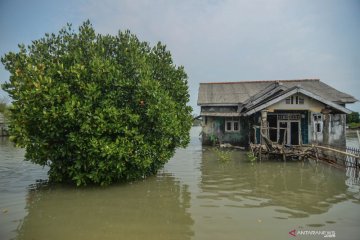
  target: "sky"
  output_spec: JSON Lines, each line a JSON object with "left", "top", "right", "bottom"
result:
{"left": 0, "top": 0, "right": 359, "bottom": 114}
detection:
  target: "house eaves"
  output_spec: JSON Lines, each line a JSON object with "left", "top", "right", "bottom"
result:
{"left": 244, "top": 87, "right": 352, "bottom": 116}
{"left": 198, "top": 103, "right": 239, "bottom": 107}
{"left": 201, "top": 112, "right": 241, "bottom": 117}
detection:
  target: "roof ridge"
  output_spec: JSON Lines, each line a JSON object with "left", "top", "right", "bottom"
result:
{"left": 200, "top": 79, "right": 320, "bottom": 84}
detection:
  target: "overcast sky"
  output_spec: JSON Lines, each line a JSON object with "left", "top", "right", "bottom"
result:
{"left": 1, "top": 0, "right": 359, "bottom": 114}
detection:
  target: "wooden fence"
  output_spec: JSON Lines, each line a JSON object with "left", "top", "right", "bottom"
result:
{"left": 345, "top": 146, "right": 360, "bottom": 184}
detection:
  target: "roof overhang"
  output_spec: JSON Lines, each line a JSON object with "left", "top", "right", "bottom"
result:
{"left": 198, "top": 103, "right": 239, "bottom": 107}
{"left": 244, "top": 87, "right": 352, "bottom": 116}
{"left": 200, "top": 112, "right": 241, "bottom": 117}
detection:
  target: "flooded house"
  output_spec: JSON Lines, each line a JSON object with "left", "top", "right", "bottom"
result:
{"left": 197, "top": 79, "right": 357, "bottom": 147}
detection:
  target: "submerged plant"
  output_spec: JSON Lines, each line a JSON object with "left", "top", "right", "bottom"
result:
{"left": 247, "top": 151, "right": 257, "bottom": 162}
{"left": 209, "top": 134, "right": 218, "bottom": 146}
{"left": 213, "top": 147, "right": 231, "bottom": 162}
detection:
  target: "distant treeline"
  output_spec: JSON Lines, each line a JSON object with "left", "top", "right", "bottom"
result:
{"left": 347, "top": 112, "right": 360, "bottom": 129}
{"left": 0, "top": 100, "right": 11, "bottom": 121}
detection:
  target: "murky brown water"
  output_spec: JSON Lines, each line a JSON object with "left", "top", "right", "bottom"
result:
{"left": 0, "top": 127, "right": 359, "bottom": 240}
{"left": 346, "top": 130, "right": 360, "bottom": 148}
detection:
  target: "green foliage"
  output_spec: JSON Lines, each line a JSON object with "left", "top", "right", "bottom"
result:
{"left": 347, "top": 112, "right": 359, "bottom": 124}
{"left": 0, "top": 102, "right": 5, "bottom": 113}
{"left": 1, "top": 21, "right": 193, "bottom": 186}
{"left": 209, "top": 133, "right": 218, "bottom": 146}
{"left": 349, "top": 122, "right": 360, "bottom": 129}
{"left": 213, "top": 147, "right": 231, "bottom": 162}
{"left": 3, "top": 106, "right": 12, "bottom": 122}
{"left": 247, "top": 151, "right": 257, "bottom": 162}
{"left": 0, "top": 99, "right": 11, "bottom": 122}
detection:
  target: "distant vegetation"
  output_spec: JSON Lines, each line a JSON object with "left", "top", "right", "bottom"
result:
{"left": 347, "top": 112, "right": 360, "bottom": 129}
{"left": 1, "top": 21, "right": 193, "bottom": 186}
{"left": 0, "top": 100, "right": 6, "bottom": 113}
{"left": 0, "top": 98, "right": 11, "bottom": 121}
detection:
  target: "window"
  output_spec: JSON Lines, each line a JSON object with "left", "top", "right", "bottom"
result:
{"left": 285, "top": 96, "right": 294, "bottom": 104}
{"left": 226, "top": 121, "right": 232, "bottom": 131}
{"left": 298, "top": 97, "right": 304, "bottom": 104}
{"left": 316, "top": 123, "right": 322, "bottom": 133}
{"left": 225, "top": 118, "right": 240, "bottom": 132}
{"left": 285, "top": 97, "right": 291, "bottom": 104}
{"left": 285, "top": 95, "right": 305, "bottom": 105}
{"left": 313, "top": 114, "right": 322, "bottom": 122}
{"left": 234, "top": 121, "right": 239, "bottom": 131}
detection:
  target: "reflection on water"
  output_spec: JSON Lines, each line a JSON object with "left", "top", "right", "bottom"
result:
{"left": 0, "top": 127, "right": 360, "bottom": 240}
{"left": 0, "top": 138, "right": 48, "bottom": 240}
{"left": 200, "top": 149, "right": 349, "bottom": 217}
{"left": 17, "top": 174, "right": 193, "bottom": 240}
{"left": 189, "top": 147, "right": 360, "bottom": 240}
{"left": 346, "top": 130, "right": 360, "bottom": 148}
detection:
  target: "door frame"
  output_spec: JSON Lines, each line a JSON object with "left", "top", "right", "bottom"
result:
{"left": 277, "top": 120, "right": 300, "bottom": 145}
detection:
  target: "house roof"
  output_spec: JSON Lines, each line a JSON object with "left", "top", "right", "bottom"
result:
{"left": 197, "top": 79, "right": 357, "bottom": 105}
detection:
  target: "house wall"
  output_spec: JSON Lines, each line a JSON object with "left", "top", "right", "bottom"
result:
{"left": 310, "top": 112, "right": 323, "bottom": 143}
{"left": 201, "top": 116, "right": 249, "bottom": 146}
{"left": 309, "top": 113, "right": 346, "bottom": 147}
{"left": 328, "top": 114, "right": 346, "bottom": 146}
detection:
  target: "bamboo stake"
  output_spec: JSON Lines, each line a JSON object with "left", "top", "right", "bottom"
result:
{"left": 259, "top": 146, "right": 262, "bottom": 161}
{"left": 315, "top": 147, "right": 319, "bottom": 163}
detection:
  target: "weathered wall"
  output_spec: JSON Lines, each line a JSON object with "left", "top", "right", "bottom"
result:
{"left": 201, "top": 116, "right": 249, "bottom": 146}
{"left": 201, "top": 116, "right": 221, "bottom": 145}
{"left": 328, "top": 114, "right": 346, "bottom": 146}
{"left": 309, "top": 113, "right": 346, "bottom": 147}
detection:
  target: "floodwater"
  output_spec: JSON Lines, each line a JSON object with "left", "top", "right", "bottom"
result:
{"left": 0, "top": 127, "right": 359, "bottom": 240}
{"left": 346, "top": 129, "right": 360, "bottom": 148}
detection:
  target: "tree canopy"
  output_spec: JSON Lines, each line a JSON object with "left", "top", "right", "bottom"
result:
{"left": 1, "top": 21, "right": 193, "bottom": 186}
{"left": 347, "top": 112, "right": 359, "bottom": 124}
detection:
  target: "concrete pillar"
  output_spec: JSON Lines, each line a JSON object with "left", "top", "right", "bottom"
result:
{"left": 322, "top": 109, "right": 331, "bottom": 145}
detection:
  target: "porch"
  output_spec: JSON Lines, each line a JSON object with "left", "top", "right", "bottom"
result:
{"left": 253, "top": 111, "right": 309, "bottom": 146}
